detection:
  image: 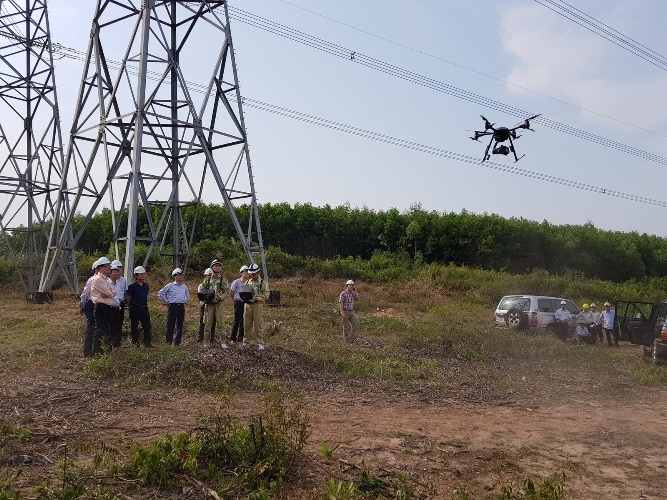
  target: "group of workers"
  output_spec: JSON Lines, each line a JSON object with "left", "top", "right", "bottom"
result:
{"left": 554, "top": 301, "right": 618, "bottom": 346}
{"left": 78, "top": 257, "right": 268, "bottom": 357}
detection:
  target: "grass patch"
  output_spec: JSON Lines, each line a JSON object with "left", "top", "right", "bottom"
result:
{"left": 628, "top": 362, "right": 667, "bottom": 384}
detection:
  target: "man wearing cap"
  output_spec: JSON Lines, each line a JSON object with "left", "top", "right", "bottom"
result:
{"left": 126, "top": 266, "right": 153, "bottom": 348}
{"left": 158, "top": 268, "right": 190, "bottom": 346}
{"left": 589, "top": 303, "right": 603, "bottom": 343}
{"left": 229, "top": 265, "right": 250, "bottom": 344}
{"left": 244, "top": 263, "right": 269, "bottom": 350}
{"left": 553, "top": 300, "right": 572, "bottom": 342}
{"left": 90, "top": 257, "right": 117, "bottom": 355}
{"left": 574, "top": 322, "right": 594, "bottom": 344}
{"left": 201, "top": 259, "right": 229, "bottom": 348}
{"left": 111, "top": 259, "right": 128, "bottom": 346}
{"left": 339, "top": 279, "right": 360, "bottom": 343}
{"left": 79, "top": 259, "right": 99, "bottom": 356}
{"left": 599, "top": 302, "right": 617, "bottom": 346}
{"left": 577, "top": 304, "right": 597, "bottom": 344}
{"left": 197, "top": 268, "right": 215, "bottom": 343}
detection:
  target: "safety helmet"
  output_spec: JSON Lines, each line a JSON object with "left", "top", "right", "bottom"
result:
{"left": 210, "top": 259, "right": 222, "bottom": 267}
{"left": 590, "top": 303, "right": 597, "bottom": 308}
{"left": 248, "top": 263, "right": 260, "bottom": 274}
{"left": 134, "top": 266, "right": 147, "bottom": 274}
{"left": 604, "top": 302, "right": 611, "bottom": 307}
{"left": 96, "top": 257, "right": 111, "bottom": 267}
{"left": 560, "top": 300, "right": 567, "bottom": 305}
{"left": 239, "top": 265, "right": 249, "bottom": 273}
{"left": 346, "top": 279, "right": 355, "bottom": 285}
{"left": 582, "top": 303, "right": 589, "bottom": 309}
{"left": 110, "top": 265, "right": 119, "bottom": 271}
{"left": 204, "top": 268, "right": 213, "bottom": 276}
{"left": 111, "top": 259, "right": 122, "bottom": 267}
{"left": 171, "top": 268, "right": 183, "bottom": 276}
{"left": 91, "top": 259, "right": 100, "bottom": 270}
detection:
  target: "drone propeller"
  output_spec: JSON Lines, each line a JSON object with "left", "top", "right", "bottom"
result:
{"left": 480, "top": 115, "right": 494, "bottom": 130}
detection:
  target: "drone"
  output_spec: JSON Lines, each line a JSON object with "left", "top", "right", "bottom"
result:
{"left": 470, "top": 114, "right": 541, "bottom": 162}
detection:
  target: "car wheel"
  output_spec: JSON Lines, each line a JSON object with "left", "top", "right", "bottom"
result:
{"left": 652, "top": 341, "right": 663, "bottom": 366}
{"left": 505, "top": 308, "right": 528, "bottom": 331}
{"left": 545, "top": 324, "right": 556, "bottom": 337}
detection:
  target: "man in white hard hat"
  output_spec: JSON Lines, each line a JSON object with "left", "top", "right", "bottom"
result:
{"left": 108, "top": 264, "right": 124, "bottom": 348}
{"left": 110, "top": 259, "right": 127, "bottom": 347}
{"left": 243, "top": 263, "right": 269, "bottom": 350}
{"left": 229, "top": 265, "right": 250, "bottom": 344}
{"left": 599, "top": 302, "right": 617, "bottom": 346}
{"left": 553, "top": 300, "right": 571, "bottom": 342}
{"left": 200, "top": 259, "right": 229, "bottom": 348}
{"left": 79, "top": 259, "right": 100, "bottom": 356}
{"left": 197, "top": 268, "right": 215, "bottom": 343}
{"left": 157, "top": 268, "right": 190, "bottom": 346}
{"left": 126, "top": 265, "right": 153, "bottom": 348}
{"left": 589, "top": 303, "right": 603, "bottom": 343}
{"left": 90, "top": 257, "right": 117, "bottom": 355}
{"left": 339, "top": 279, "right": 360, "bottom": 343}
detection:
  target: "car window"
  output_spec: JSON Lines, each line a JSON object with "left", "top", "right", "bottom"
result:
{"left": 564, "top": 300, "right": 579, "bottom": 315}
{"left": 537, "top": 298, "right": 553, "bottom": 312}
{"left": 626, "top": 303, "right": 652, "bottom": 321}
{"left": 498, "top": 297, "right": 531, "bottom": 311}
{"left": 656, "top": 303, "right": 667, "bottom": 324}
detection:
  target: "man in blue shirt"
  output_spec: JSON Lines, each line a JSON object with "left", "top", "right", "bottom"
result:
{"left": 158, "top": 268, "right": 190, "bottom": 346}
{"left": 126, "top": 266, "right": 153, "bottom": 348}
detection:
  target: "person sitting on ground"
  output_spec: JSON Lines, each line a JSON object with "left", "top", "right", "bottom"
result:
{"left": 577, "top": 303, "right": 597, "bottom": 344}
{"left": 574, "top": 321, "right": 594, "bottom": 344}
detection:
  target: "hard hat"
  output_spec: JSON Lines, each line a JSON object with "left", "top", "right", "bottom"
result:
{"left": 111, "top": 259, "right": 122, "bottom": 267}
{"left": 91, "top": 259, "right": 100, "bottom": 270}
{"left": 604, "top": 302, "right": 611, "bottom": 307}
{"left": 110, "top": 264, "right": 119, "bottom": 271}
{"left": 210, "top": 259, "right": 222, "bottom": 267}
{"left": 582, "top": 303, "right": 589, "bottom": 309}
{"left": 590, "top": 303, "right": 597, "bottom": 308}
{"left": 171, "top": 268, "right": 183, "bottom": 276}
{"left": 239, "top": 265, "right": 249, "bottom": 273}
{"left": 134, "top": 266, "right": 147, "bottom": 274}
{"left": 560, "top": 300, "right": 567, "bottom": 305}
{"left": 96, "top": 257, "right": 111, "bottom": 267}
{"left": 346, "top": 279, "right": 355, "bottom": 285}
{"left": 248, "top": 263, "right": 260, "bottom": 273}
{"left": 204, "top": 268, "right": 213, "bottom": 276}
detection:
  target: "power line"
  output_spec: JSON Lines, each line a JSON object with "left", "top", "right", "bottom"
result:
{"left": 533, "top": 0, "right": 667, "bottom": 71}
{"left": 227, "top": 6, "right": 667, "bottom": 166}
{"left": 240, "top": 97, "right": 667, "bottom": 209}
{"left": 273, "top": 0, "right": 666, "bottom": 138}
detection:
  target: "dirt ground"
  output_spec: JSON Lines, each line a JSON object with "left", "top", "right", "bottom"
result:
{"left": 2, "top": 283, "right": 667, "bottom": 499}
{"left": 1, "top": 342, "right": 666, "bottom": 499}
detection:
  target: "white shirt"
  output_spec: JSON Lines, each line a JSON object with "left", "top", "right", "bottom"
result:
{"left": 599, "top": 309, "right": 615, "bottom": 329}
{"left": 575, "top": 325, "right": 590, "bottom": 337}
{"left": 554, "top": 308, "right": 571, "bottom": 322}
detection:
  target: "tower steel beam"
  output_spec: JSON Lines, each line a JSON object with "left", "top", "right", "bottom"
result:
{"left": 39, "top": 0, "right": 267, "bottom": 290}
{"left": 0, "top": 0, "right": 78, "bottom": 300}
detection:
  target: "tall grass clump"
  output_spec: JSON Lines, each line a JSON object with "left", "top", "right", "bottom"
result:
{"left": 127, "top": 386, "right": 310, "bottom": 495}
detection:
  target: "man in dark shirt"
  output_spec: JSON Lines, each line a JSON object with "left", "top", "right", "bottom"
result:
{"left": 126, "top": 265, "right": 153, "bottom": 348}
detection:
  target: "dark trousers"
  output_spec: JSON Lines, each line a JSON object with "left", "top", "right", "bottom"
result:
{"left": 130, "top": 304, "right": 152, "bottom": 345}
{"left": 230, "top": 300, "right": 245, "bottom": 342}
{"left": 83, "top": 300, "right": 95, "bottom": 357}
{"left": 604, "top": 328, "right": 619, "bottom": 346}
{"left": 555, "top": 321, "right": 568, "bottom": 341}
{"left": 166, "top": 303, "right": 185, "bottom": 345}
{"left": 198, "top": 303, "right": 216, "bottom": 342}
{"left": 93, "top": 303, "right": 112, "bottom": 356}
{"left": 589, "top": 324, "right": 603, "bottom": 343}
{"left": 110, "top": 305, "right": 124, "bottom": 347}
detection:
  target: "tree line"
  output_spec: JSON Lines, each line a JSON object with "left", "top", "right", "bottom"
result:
{"left": 2, "top": 202, "right": 666, "bottom": 283}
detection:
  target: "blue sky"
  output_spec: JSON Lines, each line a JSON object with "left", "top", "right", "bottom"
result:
{"left": 43, "top": 0, "right": 667, "bottom": 236}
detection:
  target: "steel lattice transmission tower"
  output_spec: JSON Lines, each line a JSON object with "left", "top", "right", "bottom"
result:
{"left": 39, "top": 0, "right": 267, "bottom": 292}
{"left": 0, "top": 0, "right": 78, "bottom": 300}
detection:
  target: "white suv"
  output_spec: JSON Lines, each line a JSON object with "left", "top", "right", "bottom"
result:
{"left": 493, "top": 295, "right": 580, "bottom": 336}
